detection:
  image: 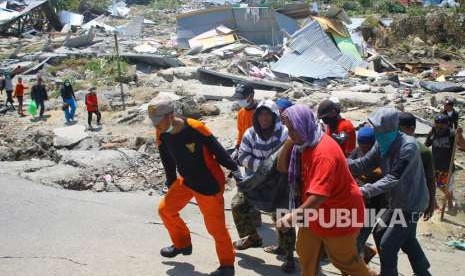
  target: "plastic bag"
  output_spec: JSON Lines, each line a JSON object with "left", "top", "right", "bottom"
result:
{"left": 27, "top": 100, "right": 37, "bottom": 116}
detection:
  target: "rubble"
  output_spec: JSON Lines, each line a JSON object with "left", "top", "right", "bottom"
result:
{"left": 0, "top": 1, "right": 464, "bottom": 198}
{"left": 53, "top": 125, "right": 89, "bottom": 148}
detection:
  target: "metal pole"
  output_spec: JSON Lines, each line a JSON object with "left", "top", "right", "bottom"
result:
{"left": 113, "top": 32, "right": 125, "bottom": 110}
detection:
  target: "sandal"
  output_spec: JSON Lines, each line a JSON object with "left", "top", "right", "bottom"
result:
{"left": 233, "top": 235, "right": 262, "bottom": 250}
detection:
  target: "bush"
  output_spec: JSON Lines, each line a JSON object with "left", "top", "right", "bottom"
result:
{"left": 150, "top": 0, "right": 181, "bottom": 9}
{"left": 343, "top": 1, "right": 362, "bottom": 11}
{"left": 358, "top": 0, "right": 372, "bottom": 8}
{"left": 50, "top": 0, "right": 81, "bottom": 11}
{"left": 375, "top": 0, "right": 406, "bottom": 14}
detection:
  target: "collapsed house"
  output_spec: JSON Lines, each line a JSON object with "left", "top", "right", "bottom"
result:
{"left": 0, "top": 0, "right": 62, "bottom": 35}
{"left": 176, "top": 6, "right": 299, "bottom": 49}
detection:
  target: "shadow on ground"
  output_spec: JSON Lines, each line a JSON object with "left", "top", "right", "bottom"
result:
{"left": 163, "top": 261, "right": 209, "bottom": 276}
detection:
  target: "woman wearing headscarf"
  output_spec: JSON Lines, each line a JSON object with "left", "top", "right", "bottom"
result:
{"left": 276, "top": 104, "right": 376, "bottom": 276}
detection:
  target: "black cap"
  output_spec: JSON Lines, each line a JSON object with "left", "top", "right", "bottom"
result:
{"left": 444, "top": 98, "right": 454, "bottom": 106}
{"left": 317, "top": 100, "right": 339, "bottom": 119}
{"left": 232, "top": 82, "right": 254, "bottom": 100}
{"left": 435, "top": 114, "right": 449, "bottom": 124}
{"left": 398, "top": 112, "right": 416, "bottom": 127}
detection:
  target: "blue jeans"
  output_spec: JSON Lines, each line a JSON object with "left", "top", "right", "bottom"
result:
{"left": 373, "top": 210, "right": 431, "bottom": 276}
{"left": 63, "top": 98, "right": 76, "bottom": 122}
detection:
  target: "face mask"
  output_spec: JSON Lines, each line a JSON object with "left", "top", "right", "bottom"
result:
{"left": 447, "top": 111, "right": 453, "bottom": 116}
{"left": 375, "top": 131, "right": 398, "bottom": 157}
{"left": 65, "top": 83, "right": 70, "bottom": 87}
{"left": 237, "top": 99, "right": 250, "bottom": 108}
{"left": 322, "top": 116, "right": 338, "bottom": 128}
{"left": 165, "top": 124, "right": 174, "bottom": 133}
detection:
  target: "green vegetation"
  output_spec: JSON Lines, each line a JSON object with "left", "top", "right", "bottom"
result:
{"left": 47, "top": 57, "right": 129, "bottom": 86}
{"left": 150, "top": 0, "right": 182, "bottom": 10}
{"left": 50, "top": 0, "right": 111, "bottom": 12}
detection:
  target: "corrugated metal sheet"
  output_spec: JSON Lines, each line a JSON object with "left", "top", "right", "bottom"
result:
{"left": 272, "top": 20, "right": 349, "bottom": 79}
{"left": 176, "top": 7, "right": 299, "bottom": 48}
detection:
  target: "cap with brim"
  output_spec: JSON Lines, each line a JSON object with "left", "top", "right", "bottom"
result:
{"left": 317, "top": 100, "right": 338, "bottom": 119}
{"left": 148, "top": 95, "right": 175, "bottom": 126}
{"left": 398, "top": 112, "right": 416, "bottom": 127}
{"left": 232, "top": 83, "right": 254, "bottom": 100}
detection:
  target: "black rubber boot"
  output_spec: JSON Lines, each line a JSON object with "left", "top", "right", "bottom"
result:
{"left": 209, "top": 266, "right": 235, "bottom": 276}
{"left": 160, "top": 245, "right": 192, "bottom": 258}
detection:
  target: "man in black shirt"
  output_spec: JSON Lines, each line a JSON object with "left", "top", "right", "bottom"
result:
{"left": 31, "top": 77, "right": 48, "bottom": 117}
{"left": 443, "top": 98, "right": 459, "bottom": 129}
{"left": 149, "top": 94, "right": 239, "bottom": 276}
{"left": 425, "top": 114, "right": 455, "bottom": 210}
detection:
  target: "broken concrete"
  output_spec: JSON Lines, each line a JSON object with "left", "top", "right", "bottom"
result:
{"left": 53, "top": 125, "right": 89, "bottom": 148}
{"left": 331, "top": 91, "right": 387, "bottom": 105}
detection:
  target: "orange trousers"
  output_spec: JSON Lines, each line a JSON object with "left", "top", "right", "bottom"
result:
{"left": 158, "top": 178, "right": 235, "bottom": 266}
{"left": 296, "top": 228, "right": 372, "bottom": 276}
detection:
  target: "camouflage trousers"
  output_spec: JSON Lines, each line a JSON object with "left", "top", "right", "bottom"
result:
{"left": 231, "top": 192, "right": 296, "bottom": 258}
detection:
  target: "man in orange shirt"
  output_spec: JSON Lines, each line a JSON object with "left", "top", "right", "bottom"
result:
{"left": 232, "top": 82, "right": 257, "bottom": 155}
{"left": 13, "top": 77, "right": 27, "bottom": 116}
{"left": 317, "top": 100, "right": 356, "bottom": 156}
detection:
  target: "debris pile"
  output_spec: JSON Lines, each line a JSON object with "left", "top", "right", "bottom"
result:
{"left": 0, "top": 1, "right": 464, "bottom": 193}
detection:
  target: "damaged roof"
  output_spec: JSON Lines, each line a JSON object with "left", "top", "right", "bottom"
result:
{"left": 176, "top": 6, "right": 299, "bottom": 48}
{"left": 271, "top": 20, "right": 351, "bottom": 79}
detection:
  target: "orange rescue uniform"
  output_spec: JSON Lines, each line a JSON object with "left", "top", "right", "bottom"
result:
{"left": 158, "top": 119, "right": 237, "bottom": 266}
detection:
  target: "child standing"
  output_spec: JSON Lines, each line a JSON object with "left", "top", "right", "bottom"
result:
{"left": 85, "top": 87, "right": 101, "bottom": 129}
{"left": 13, "top": 77, "right": 27, "bottom": 116}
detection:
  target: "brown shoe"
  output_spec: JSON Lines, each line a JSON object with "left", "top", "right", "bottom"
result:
{"left": 233, "top": 235, "right": 262, "bottom": 250}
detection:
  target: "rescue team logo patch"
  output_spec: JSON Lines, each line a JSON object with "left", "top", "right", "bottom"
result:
{"left": 185, "top": 143, "right": 196, "bottom": 153}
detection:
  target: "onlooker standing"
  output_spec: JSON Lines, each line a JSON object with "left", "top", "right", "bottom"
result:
{"left": 85, "top": 87, "right": 101, "bottom": 129}
{"left": 4, "top": 72, "right": 15, "bottom": 109}
{"left": 60, "top": 79, "right": 77, "bottom": 123}
{"left": 0, "top": 71, "right": 5, "bottom": 96}
{"left": 30, "top": 77, "right": 48, "bottom": 117}
{"left": 443, "top": 98, "right": 459, "bottom": 129}
{"left": 13, "top": 77, "right": 27, "bottom": 116}
{"left": 425, "top": 114, "right": 456, "bottom": 210}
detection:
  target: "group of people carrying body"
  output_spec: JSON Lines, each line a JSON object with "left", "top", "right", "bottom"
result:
{"left": 147, "top": 82, "right": 463, "bottom": 276}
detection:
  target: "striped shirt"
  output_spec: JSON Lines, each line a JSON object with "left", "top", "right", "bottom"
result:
{"left": 238, "top": 123, "right": 288, "bottom": 175}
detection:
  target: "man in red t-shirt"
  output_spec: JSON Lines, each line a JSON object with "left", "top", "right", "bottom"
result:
{"left": 276, "top": 104, "right": 376, "bottom": 276}
{"left": 317, "top": 100, "right": 356, "bottom": 156}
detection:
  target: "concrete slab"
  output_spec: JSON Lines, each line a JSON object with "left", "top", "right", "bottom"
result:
{"left": 331, "top": 90, "right": 386, "bottom": 105}
{"left": 53, "top": 125, "right": 89, "bottom": 148}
